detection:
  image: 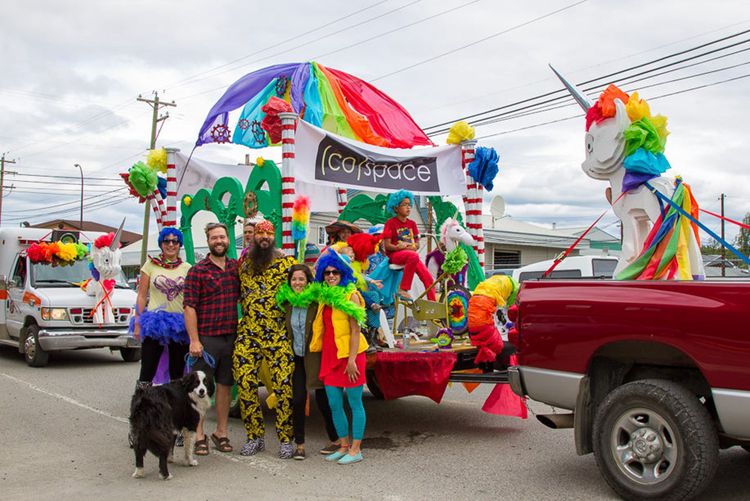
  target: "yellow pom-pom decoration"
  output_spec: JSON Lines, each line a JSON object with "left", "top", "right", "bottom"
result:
{"left": 56, "top": 242, "right": 79, "bottom": 262}
{"left": 625, "top": 92, "right": 651, "bottom": 123}
{"left": 256, "top": 157, "right": 265, "bottom": 167}
{"left": 650, "top": 114, "right": 670, "bottom": 143}
{"left": 183, "top": 196, "right": 192, "bottom": 207}
{"left": 146, "top": 148, "right": 168, "bottom": 174}
{"left": 446, "top": 121, "right": 476, "bottom": 145}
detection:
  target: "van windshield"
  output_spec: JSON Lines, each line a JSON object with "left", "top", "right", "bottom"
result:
{"left": 31, "top": 260, "right": 129, "bottom": 288}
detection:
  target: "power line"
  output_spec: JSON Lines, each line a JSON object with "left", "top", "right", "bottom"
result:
{"left": 4, "top": 187, "right": 128, "bottom": 213}
{"left": 371, "top": 0, "right": 590, "bottom": 82}
{"left": 423, "top": 29, "right": 750, "bottom": 132}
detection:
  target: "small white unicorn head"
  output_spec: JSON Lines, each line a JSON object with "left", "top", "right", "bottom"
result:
{"left": 582, "top": 99, "right": 630, "bottom": 180}
{"left": 440, "top": 217, "right": 474, "bottom": 252}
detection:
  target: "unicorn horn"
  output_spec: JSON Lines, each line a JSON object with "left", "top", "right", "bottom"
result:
{"left": 110, "top": 218, "right": 125, "bottom": 250}
{"left": 549, "top": 64, "right": 592, "bottom": 112}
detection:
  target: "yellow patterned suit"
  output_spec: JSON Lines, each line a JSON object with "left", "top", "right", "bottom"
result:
{"left": 234, "top": 253, "right": 295, "bottom": 442}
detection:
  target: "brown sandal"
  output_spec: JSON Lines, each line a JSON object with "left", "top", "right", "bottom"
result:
{"left": 194, "top": 437, "right": 209, "bottom": 456}
{"left": 211, "top": 433, "right": 233, "bottom": 452}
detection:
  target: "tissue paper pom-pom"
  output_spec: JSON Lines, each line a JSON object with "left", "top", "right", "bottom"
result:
{"left": 446, "top": 121, "right": 475, "bottom": 145}
{"left": 442, "top": 246, "right": 468, "bottom": 275}
{"left": 625, "top": 92, "right": 652, "bottom": 122}
{"left": 28, "top": 243, "right": 53, "bottom": 263}
{"left": 585, "top": 102, "right": 605, "bottom": 131}
{"left": 261, "top": 96, "right": 293, "bottom": 144}
{"left": 650, "top": 114, "right": 669, "bottom": 143}
{"left": 183, "top": 195, "right": 192, "bottom": 207}
{"left": 623, "top": 148, "right": 671, "bottom": 176}
{"left": 47, "top": 242, "right": 60, "bottom": 257}
{"left": 56, "top": 242, "right": 79, "bottom": 262}
{"left": 467, "top": 147, "right": 500, "bottom": 191}
{"left": 75, "top": 243, "right": 89, "bottom": 259}
{"left": 94, "top": 232, "right": 117, "bottom": 249}
{"left": 598, "top": 84, "right": 630, "bottom": 118}
{"left": 256, "top": 157, "right": 265, "bottom": 167}
{"left": 624, "top": 117, "right": 666, "bottom": 157}
{"left": 146, "top": 148, "right": 168, "bottom": 174}
{"left": 129, "top": 161, "right": 157, "bottom": 197}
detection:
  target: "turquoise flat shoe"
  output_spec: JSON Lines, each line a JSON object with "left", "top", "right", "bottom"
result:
{"left": 337, "top": 452, "right": 363, "bottom": 465}
{"left": 324, "top": 450, "right": 348, "bottom": 462}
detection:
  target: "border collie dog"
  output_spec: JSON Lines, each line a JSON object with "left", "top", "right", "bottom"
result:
{"left": 129, "top": 370, "right": 214, "bottom": 480}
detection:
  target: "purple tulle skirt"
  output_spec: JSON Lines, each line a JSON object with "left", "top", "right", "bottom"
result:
{"left": 130, "top": 309, "right": 188, "bottom": 345}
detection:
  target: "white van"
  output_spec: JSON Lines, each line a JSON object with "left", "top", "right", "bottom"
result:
{"left": 512, "top": 255, "right": 618, "bottom": 282}
{"left": 0, "top": 228, "right": 139, "bottom": 366}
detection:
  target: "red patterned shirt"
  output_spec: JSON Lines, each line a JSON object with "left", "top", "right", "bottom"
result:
{"left": 183, "top": 256, "right": 240, "bottom": 337}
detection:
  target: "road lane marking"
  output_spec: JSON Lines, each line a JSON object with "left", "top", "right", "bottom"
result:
{"left": 1, "top": 372, "right": 129, "bottom": 424}
{"left": 1, "top": 371, "right": 290, "bottom": 476}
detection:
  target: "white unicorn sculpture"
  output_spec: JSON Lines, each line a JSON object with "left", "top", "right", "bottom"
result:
{"left": 551, "top": 66, "right": 704, "bottom": 278}
{"left": 85, "top": 220, "right": 124, "bottom": 324}
{"left": 426, "top": 217, "right": 475, "bottom": 286}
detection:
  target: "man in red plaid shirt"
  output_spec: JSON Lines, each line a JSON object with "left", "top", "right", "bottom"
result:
{"left": 184, "top": 222, "right": 240, "bottom": 456}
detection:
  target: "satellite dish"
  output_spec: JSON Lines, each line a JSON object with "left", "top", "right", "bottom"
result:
{"left": 490, "top": 196, "right": 506, "bottom": 218}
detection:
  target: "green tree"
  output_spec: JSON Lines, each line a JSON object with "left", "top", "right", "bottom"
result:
{"left": 700, "top": 237, "right": 722, "bottom": 256}
{"left": 733, "top": 212, "right": 750, "bottom": 268}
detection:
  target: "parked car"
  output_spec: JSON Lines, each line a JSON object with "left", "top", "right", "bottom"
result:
{"left": 511, "top": 255, "right": 618, "bottom": 281}
{"left": 0, "top": 228, "right": 139, "bottom": 367}
{"left": 509, "top": 279, "right": 750, "bottom": 500}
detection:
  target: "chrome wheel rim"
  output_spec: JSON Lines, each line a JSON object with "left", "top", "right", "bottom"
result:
{"left": 24, "top": 334, "right": 36, "bottom": 360}
{"left": 610, "top": 407, "right": 678, "bottom": 485}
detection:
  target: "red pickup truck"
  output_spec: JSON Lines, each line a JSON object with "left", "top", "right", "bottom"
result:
{"left": 508, "top": 279, "right": 750, "bottom": 501}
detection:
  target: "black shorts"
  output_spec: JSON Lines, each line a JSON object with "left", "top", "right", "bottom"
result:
{"left": 196, "top": 334, "right": 236, "bottom": 386}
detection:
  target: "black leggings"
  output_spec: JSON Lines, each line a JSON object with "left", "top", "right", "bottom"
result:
{"left": 292, "top": 355, "right": 338, "bottom": 444}
{"left": 138, "top": 338, "right": 188, "bottom": 383}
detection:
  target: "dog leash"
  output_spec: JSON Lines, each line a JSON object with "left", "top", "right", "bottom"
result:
{"left": 184, "top": 350, "right": 216, "bottom": 373}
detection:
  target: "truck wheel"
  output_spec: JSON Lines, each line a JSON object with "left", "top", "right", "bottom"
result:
{"left": 120, "top": 348, "right": 141, "bottom": 363}
{"left": 366, "top": 370, "right": 384, "bottom": 400}
{"left": 592, "top": 379, "right": 718, "bottom": 501}
{"left": 24, "top": 324, "right": 49, "bottom": 367}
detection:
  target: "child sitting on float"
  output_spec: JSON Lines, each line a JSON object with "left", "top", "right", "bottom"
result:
{"left": 381, "top": 190, "right": 436, "bottom": 301}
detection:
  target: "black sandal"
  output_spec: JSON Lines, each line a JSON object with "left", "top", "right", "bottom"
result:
{"left": 211, "top": 433, "right": 233, "bottom": 452}
{"left": 194, "top": 437, "right": 209, "bottom": 456}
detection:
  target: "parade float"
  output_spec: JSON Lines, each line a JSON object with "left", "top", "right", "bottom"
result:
{"left": 121, "top": 61, "right": 521, "bottom": 415}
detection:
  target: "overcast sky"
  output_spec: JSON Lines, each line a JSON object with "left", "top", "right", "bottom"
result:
{"left": 2, "top": 0, "right": 749, "bottom": 244}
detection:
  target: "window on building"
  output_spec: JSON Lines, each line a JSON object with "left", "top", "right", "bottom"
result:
{"left": 318, "top": 227, "right": 327, "bottom": 246}
{"left": 493, "top": 250, "right": 521, "bottom": 269}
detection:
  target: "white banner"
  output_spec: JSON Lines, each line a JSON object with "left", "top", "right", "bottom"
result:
{"left": 173, "top": 152, "right": 339, "bottom": 213}
{"left": 294, "top": 121, "right": 466, "bottom": 196}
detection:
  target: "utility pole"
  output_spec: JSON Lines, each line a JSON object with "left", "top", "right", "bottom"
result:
{"left": 720, "top": 193, "right": 726, "bottom": 277}
{"left": 0, "top": 154, "right": 16, "bottom": 227}
{"left": 136, "top": 92, "right": 176, "bottom": 266}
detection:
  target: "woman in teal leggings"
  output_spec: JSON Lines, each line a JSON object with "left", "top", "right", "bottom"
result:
{"left": 310, "top": 252, "right": 369, "bottom": 465}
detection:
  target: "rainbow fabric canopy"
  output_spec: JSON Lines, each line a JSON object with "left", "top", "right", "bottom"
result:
{"left": 196, "top": 62, "right": 433, "bottom": 150}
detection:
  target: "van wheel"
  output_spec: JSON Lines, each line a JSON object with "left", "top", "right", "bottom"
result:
{"left": 120, "top": 348, "right": 141, "bottom": 362}
{"left": 592, "top": 379, "right": 718, "bottom": 501}
{"left": 24, "top": 324, "right": 49, "bottom": 367}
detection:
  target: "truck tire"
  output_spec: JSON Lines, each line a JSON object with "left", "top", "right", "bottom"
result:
{"left": 120, "top": 348, "right": 141, "bottom": 363}
{"left": 366, "top": 370, "right": 384, "bottom": 400}
{"left": 592, "top": 379, "right": 718, "bottom": 501}
{"left": 23, "top": 324, "right": 49, "bottom": 367}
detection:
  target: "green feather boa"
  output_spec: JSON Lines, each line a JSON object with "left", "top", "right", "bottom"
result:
{"left": 275, "top": 282, "right": 321, "bottom": 308}
{"left": 316, "top": 283, "right": 366, "bottom": 326}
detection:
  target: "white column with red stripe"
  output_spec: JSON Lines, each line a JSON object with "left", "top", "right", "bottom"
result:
{"left": 337, "top": 188, "right": 348, "bottom": 214}
{"left": 147, "top": 194, "right": 164, "bottom": 231}
{"left": 279, "top": 112, "right": 297, "bottom": 253}
{"left": 165, "top": 148, "right": 179, "bottom": 227}
{"left": 461, "top": 139, "right": 484, "bottom": 269}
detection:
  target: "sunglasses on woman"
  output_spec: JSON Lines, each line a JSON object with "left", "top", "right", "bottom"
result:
{"left": 323, "top": 269, "right": 341, "bottom": 277}
{"left": 162, "top": 239, "right": 181, "bottom": 245}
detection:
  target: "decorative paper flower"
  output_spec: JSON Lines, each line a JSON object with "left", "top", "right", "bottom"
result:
{"left": 598, "top": 84, "right": 630, "bottom": 118}
{"left": 128, "top": 161, "right": 157, "bottom": 197}
{"left": 146, "top": 148, "right": 168, "bottom": 173}
{"left": 446, "top": 121, "right": 475, "bottom": 145}
{"left": 467, "top": 146, "right": 500, "bottom": 191}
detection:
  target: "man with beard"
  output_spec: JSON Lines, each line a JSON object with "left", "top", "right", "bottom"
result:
{"left": 233, "top": 219, "right": 297, "bottom": 458}
{"left": 183, "top": 222, "right": 240, "bottom": 456}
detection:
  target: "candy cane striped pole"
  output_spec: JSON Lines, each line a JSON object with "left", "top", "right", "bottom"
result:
{"left": 461, "top": 139, "right": 484, "bottom": 269}
{"left": 147, "top": 195, "right": 164, "bottom": 231}
{"left": 279, "top": 112, "right": 298, "bottom": 253}
{"left": 337, "top": 188, "right": 348, "bottom": 214}
{"left": 165, "top": 148, "right": 179, "bottom": 227}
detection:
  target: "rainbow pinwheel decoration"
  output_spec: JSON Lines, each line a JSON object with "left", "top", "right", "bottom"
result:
{"left": 196, "top": 62, "right": 433, "bottom": 149}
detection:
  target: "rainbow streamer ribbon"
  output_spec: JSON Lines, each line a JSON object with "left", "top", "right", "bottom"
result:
{"left": 616, "top": 180, "right": 704, "bottom": 281}
{"left": 196, "top": 62, "right": 433, "bottom": 149}
{"left": 291, "top": 195, "right": 311, "bottom": 262}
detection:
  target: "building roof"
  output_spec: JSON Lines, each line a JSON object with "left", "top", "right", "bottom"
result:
{"left": 481, "top": 215, "right": 589, "bottom": 249}
{"left": 29, "top": 219, "right": 141, "bottom": 246}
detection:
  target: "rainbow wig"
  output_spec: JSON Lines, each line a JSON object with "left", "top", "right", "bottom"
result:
{"left": 315, "top": 250, "right": 357, "bottom": 287}
{"left": 386, "top": 189, "right": 415, "bottom": 214}
{"left": 158, "top": 227, "right": 184, "bottom": 247}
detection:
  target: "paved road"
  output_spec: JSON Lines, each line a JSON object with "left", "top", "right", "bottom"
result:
{"left": 1, "top": 346, "right": 748, "bottom": 500}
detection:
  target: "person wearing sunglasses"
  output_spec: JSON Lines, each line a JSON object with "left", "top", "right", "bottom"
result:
{"left": 309, "top": 252, "right": 369, "bottom": 465}
{"left": 131, "top": 227, "right": 192, "bottom": 388}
